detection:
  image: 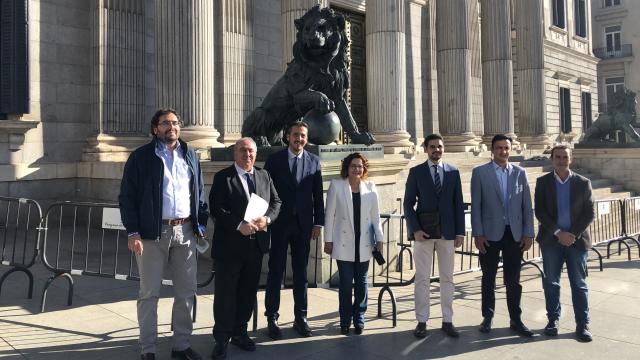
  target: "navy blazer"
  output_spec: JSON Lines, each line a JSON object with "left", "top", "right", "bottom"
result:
{"left": 264, "top": 148, "right": 324, "bottom": 236}
{"left": 403, "top": 161, "right": 465, "bottom": 240}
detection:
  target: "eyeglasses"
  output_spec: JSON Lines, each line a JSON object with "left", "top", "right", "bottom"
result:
{"left": 158, "top": 121, "right": 182, "bottom": 128}
{"left": 349, "top": 164, "right": 364, "bottom": 169}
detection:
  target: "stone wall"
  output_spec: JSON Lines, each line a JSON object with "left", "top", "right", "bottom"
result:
{"left": 573, "top": 148, "right": 640, "bottom": 194}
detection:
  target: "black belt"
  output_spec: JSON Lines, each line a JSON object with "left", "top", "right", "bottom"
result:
{"left": 163, "top": 218, "right": 190, "bottom": 226}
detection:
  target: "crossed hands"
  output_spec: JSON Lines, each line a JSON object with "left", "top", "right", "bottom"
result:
{"left": 239, "top": 216, "right": 269, "bottom": 236}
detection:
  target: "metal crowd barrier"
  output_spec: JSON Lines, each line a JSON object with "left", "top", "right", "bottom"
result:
{"left": 622, "top": 196, "right": 640, "bottom": 258}
{"left": 589, "top": 198, "right": 630, "bottom": 270}
{"left": 39, "top": 201, "right": 215, "bottom": 317}
{"left": 0, "top": 197, "right": 43, "bottom": 299}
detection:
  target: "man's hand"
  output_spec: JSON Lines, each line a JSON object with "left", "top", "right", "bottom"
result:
{"left": 311, "top": 226, "right": 321, "bottom": 241}
{"left": 239, "top": 221, "right": 258, "bottom": 236}
{"left": 253, "top": 216, "right": 268, "bottom": 231}
{"left": 413, "top": 230, "right": 430, "bottom": 242}
{"left": 474, "top": 236, "right": 489, "bottom": 254}
{"left": 454, "top": 235, "right": 464, "bottom": 248}
{"left": 128, "top": 233, "right": 144, "bottom": 256}
{"left": 520, "top": 237, "right": 533, "bottom": 252}
{"left": 324, "top": 242, "right": 333, "bottom": 255}
{"left": 557, "top": 231, "right": 576, "bottom": 247}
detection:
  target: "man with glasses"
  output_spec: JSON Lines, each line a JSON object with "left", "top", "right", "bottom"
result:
{"left": 120, "top": 108, "right": 209, "bottom": 360}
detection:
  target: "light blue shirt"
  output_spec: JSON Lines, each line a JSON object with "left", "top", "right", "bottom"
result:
{"left": 288, "top": 149, "right": 304, "bottom": 184}
{"left": 554, "top": 171, "right": 572, "bottom": 232}
{"left": 155, "top": 142, "right": 192, "bottom": 220}
{"left": 493, "top": 161, "right": 512, "bottom": 226}
{"left": 427, "top": 159, "right": 444, "bottom": 187}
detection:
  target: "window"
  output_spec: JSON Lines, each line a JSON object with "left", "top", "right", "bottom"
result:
{"left": 605, "top": 25, "right": 621, "bottom": 53}
{"left": 575, "top": 0, "right": 587, "bottom": 38}
{"left": 604, "top": 0, "right": 621, "bottom": 7}
{"left": 605, "top": 77, "right": 625, "bottom": 106}
{"left": 552, "top": 0, "right": 566, "bottom": 29}
{"left": 581, "top": 92, "right": 592, "bottom": 130}
{"left": 0, "top": 0, "right": 29, "bottom": 116}
{"left": 560, "top": 87, "right": 572, "bottom": 133}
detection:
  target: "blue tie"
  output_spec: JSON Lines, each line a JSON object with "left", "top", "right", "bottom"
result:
{"left": 245, "top": 173, "right": 256, "bottom": 195}
{"left": 433, "top": 165, "right": 442, "bottom": 194}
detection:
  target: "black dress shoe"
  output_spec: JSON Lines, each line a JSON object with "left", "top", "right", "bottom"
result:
{"left": 267, "top": 318, "right": 283, "bottom": 340}
{"left": 171, "top": 347, "right": 202, "bottom": 360}
{"left": 441, "top": 322, "right": 460, "bottom": 338}
{"left": 293, "top": 319, "right": 313, "bottom": 337}
{"left": 544, "top": 319, "right": 559, "bottom": 336}
{"left": 353, "top": 326, "right": 363, "bottom": 335}
{"left": 211, "top": 342, "right": 228, "bottom": 360}
{"left": 479, "top": 318, "right": 492, "bottom": 333}
{"left": 340, "top": 326, "right": 350, "bottom": 335}
{"left": 140, "top": 354, "right": 155, "bottom": 360}
{"left": 510, "top": 320, "right": 534, "bottom": 337}
{"left": 414, "top": 322, "right": 427, "bottom": 338}
{"left": 230, "top": 334, "right": 256, "bottom": 351}
{"left": 576, "top": 324, "right": 593, "bottom": 342}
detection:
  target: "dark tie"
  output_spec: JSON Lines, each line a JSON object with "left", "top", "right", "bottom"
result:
{"left": 245, "top": 173, "right": 256, "bottom": 195}
{"left": 432, "top": 165, "right": 442, "bottom": 194}
{"left": 291, "top": 156, "right": 299, "bottom": 184}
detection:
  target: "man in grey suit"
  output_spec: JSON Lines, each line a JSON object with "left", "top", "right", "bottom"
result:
{"left": 471, "top": 134, "right": 535, "bottom": 337}
{"left": 535, "top": 145, "right": 595, "bottom": 342}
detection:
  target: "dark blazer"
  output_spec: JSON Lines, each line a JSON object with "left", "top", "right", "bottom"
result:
{"left": 264, "top": 149, "right": 324, "bottom": 235}
{"left": 534, "top": 171, "right": 595, "bottom": 250}
{"left": 403, "top": 161, "right": 465, "bottom": 240}
{"left": 119, "top": 138, "right": 208, "bottom": 240}
{"left": 209, "top": 165, "right": 282, "bottom": 259}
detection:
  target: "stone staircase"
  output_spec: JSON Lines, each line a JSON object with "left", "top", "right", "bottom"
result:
{"left": 392, "top": 151, "right": 634, "bottom": 204}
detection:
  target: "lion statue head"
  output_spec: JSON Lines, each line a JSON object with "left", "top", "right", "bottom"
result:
{"left": 292, "top": 5, "right": 349, "bottom": 81}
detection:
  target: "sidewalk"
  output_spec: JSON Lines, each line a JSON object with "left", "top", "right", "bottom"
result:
{"left": 1, "top": 254, "right": 639, "bottom": 360}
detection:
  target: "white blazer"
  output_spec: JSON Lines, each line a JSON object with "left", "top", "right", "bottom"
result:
{"left": 324, "top": 178, "right": 384, "bottom": 262}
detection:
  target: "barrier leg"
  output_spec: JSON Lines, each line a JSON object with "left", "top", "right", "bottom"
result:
{"left": 0, "top": 267, "right": 34, "bottom": 299}
{"left": 590, "top": 248, "right": 603, "bottom": 272}
{"left": 607, "top": 240, "right": 631, "bottom": 261}
{"left": 521, "top": 260, "right": 545, "bottom": 278}
{"left": 192, "top": 294, "right": 197, "bottom": 323}
{"left": 377, "top": 285, "right": 397, "bottom": 328}
{"left": 40, "top": 272, "right": 74, "bottom": 313}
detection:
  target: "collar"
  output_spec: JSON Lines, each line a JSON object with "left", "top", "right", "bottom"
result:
{"left": 553, "top": 170, "right": 572, "bottom": 184}
{"left": 234, "top": 163, "right": 254, "bottom": 176}
{"left": 288, "top": 148, "right": 304, "bottom": 160}
{"left": 427, "top": 159, "right": 443, "bottom": 169}
{"left": 492, "top": 161, "right": 512, "bottom": 173}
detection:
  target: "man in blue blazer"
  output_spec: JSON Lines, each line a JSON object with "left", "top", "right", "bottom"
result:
{"left": 404, "top": 134, "right": 465, "bottom": 338}
{"left": 471, "top": 134, "right": 535, "bottom": 337}
{"left": 263, "top": 121, "right": 324, "bottom": 339}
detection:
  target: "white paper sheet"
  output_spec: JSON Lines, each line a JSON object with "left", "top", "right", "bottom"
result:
{"left": 243, "top": 193, "right": 269, "bottom": 222}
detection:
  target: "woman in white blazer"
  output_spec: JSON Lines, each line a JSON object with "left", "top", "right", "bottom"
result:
{"left": 324, "top": 152, "right": 384, "bottom": 335}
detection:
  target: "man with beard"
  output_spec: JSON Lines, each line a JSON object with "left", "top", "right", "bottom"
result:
{"left": 263, "top": 121, "right": 324, "bottom": 339}
{"left": 209, "top": 138, "right": 281, "bottom": 359}
{"left": 120, "top": 108, "right": 208, "bottom": 360}
{"left": 471, "top": 134, "right": 535, "bottom": 337}
{"left": 403, "top": 133, "right": 465, "bottom": 338}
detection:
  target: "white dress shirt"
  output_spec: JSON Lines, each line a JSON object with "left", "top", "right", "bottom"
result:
{"left": 155, "top": 142, "right": 191, "bottom": 220}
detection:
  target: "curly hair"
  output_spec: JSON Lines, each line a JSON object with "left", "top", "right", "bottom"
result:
{"left": 340, "top": 152, "right": 369, "bottom": 179}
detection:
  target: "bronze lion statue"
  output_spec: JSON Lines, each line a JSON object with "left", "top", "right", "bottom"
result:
{"left": 241, "top": 5, "right": 375, "bottom": 146}
{"left": 582, "top": 89, "right": 639, "bottom": 144}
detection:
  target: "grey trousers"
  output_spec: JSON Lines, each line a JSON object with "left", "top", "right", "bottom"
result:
{"left": 136, "top": 223, "right": 197, "bottom": 354}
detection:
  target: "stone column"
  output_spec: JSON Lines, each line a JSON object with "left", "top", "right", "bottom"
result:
{"left": 155, "top": 0, "right": 221, "bottom": 150}
{"left": 423, "top": 0, "right": 439, "bottom": 135}
{"left": 281, "top": 0, "right": 328, "bottom": 69}
{"left": 366, "top": 0, "right": 413, "bottom": 154}
{"left": 480, "top": 0, "right": 516, "bottom": 145}
{"left": 215, "top": 0, "right": 254, "bottom": 146}
{"left": 436, "top": 0, "right": 479, "bottom": 151}
{"left": 470, "top": 0, "right": 484, "bottom": 136}
{"left": 513, "top": 0, "right": 552, "bottom": 149}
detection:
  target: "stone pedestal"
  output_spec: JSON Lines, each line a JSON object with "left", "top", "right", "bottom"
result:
{"left": 366, "top": 0, "right": 413, "bottom": 154}
{"left": 436, "top": 0, "right": 480, "bottom": 151}
{"left": 481, "top": 0, "right": 517, "bottom": 146}
{"left": 155, "top": 0, "right": 222, "bottom": 150}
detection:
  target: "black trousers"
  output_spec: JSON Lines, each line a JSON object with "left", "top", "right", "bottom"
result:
{"left": 479, "top": 226, "right": 523, "bottom": 321}
{"left": 264, "top": 216, "right": 311, "bottom": 320}
{"left": 213, "top": 240, "right": 263, "bottom": 343}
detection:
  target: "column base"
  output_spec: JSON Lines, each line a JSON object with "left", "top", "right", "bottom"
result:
{"left": 180, "top": 127, "right": 224, "bottom": 159}
{"left": 371, "top": 130, "right": 414, "bottom": 154}
{"left": 517, "top": 134, "right": 554, "bottom": 151}
{"left": 442, "top": 133, "right": 481, "bottom": 152}
{"left": 82, "top": 134, "right": 150, "bottom": 162}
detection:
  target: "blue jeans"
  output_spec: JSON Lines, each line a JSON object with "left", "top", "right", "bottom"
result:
{"left": 336, "top": 260, "right": 369, "bottom": 328}
{"left": 541, "top": 243, "right": 589, "bottom": 325}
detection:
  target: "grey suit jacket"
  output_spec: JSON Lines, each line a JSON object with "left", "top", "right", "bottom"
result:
{"left": 471, "top": 161, "right": 535, "bottom": 242}
{"left": 534, "top": 171, "right": 595, "bottom": 250}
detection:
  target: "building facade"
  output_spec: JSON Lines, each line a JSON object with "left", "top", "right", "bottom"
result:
{"left": 0, "top": 0, "right": 600, "bottom": 199}
{"left": 590, "top": 0, "right": 639, "bottom": 114}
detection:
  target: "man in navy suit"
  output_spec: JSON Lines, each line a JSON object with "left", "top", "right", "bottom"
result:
{"left": 404, "top": 133, "right": 465, "bottom": 338}
{"left": 263, "top": 121, "right": 324, "bottom": 339}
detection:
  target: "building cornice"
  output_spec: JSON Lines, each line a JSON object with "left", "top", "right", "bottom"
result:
{"left": 544, "top": 40, "right": 599, "bottom": 64}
